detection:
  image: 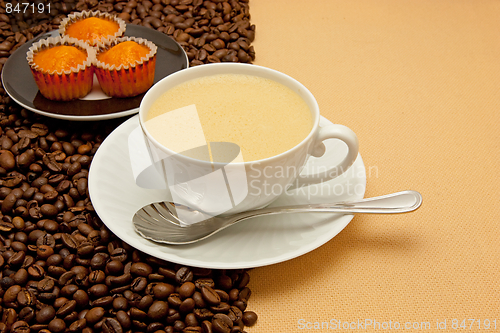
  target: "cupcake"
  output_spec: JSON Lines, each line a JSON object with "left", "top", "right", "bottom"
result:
{"left": 59, "top": 11, "right": 126, "bottom": 46}
{"left": 26, "top": 36, "right": 95, "bottom": 101}
{"left": 94, "top": 37, "right": 157, "bottom": 98}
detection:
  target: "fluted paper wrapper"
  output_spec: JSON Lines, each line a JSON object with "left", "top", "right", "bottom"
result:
{"left": 26, "top": 36, "right": 95, "bottom": 101}
{"left": 94, "top": 36, "right": 157, "bottom": 98}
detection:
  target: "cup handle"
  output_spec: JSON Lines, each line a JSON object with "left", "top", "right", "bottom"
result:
{"left": 291, "top": 124, "right": 359, "bottom": 189}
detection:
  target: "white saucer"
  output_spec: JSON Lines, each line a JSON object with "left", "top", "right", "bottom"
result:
{"left": 88, "top": 115, "right": 366, "bottom": 269}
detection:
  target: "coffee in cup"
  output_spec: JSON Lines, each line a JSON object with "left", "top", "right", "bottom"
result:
{"left": 144, "top": 73, "right": 313, "bottom": 162}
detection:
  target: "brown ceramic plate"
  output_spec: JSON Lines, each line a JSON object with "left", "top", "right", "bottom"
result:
{"left": 1, "top": 24, "right": 188, "bottom": 121}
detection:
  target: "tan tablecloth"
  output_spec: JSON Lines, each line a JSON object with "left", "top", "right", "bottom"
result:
{"left": 247, "top": 1, "right": 500, "bottom": 332}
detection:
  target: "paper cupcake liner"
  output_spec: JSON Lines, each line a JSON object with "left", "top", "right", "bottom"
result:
{"left": 26, "top": 36, "right": 95, "bottom": 101}
{"left": 59, "top": 10, "right": 126, "bottom": 46}
{"left": 94, "top": 37, "right": 157, "bottom": 98}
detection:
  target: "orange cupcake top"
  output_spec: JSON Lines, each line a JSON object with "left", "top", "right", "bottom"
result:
{"left": 65, "top": 17, "right": 120, "bottom": 44}
{"left": 32, "top": 45, "right": 88, "bottom": 72}
{"left": 97, "top": 41, "right": 152, "bottom": 68}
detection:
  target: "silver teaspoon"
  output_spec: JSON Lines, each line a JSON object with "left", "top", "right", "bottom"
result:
{"left": 132, "top": 190, "right": 422, "bottom": 245}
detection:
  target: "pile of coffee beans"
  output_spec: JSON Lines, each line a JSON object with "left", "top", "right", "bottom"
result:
{"left": 0, "top": 0, "right": 258, "bottom": 332}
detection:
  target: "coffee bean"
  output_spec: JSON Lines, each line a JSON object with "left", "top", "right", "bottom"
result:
{"left": 77, "top": 241, "right": 94, "bottom": 256}
{"left": 86, "top": 229, "right": 100, "bottom": 245}
{"left": 151, "top": 282, "right": 175, "bottom": 299}
{"left": 2, "top": 308, "right": 17, "bottom": 329}
{"left": 195, "top": 277, "right": 215, "bottom": 289}
{"left": 58, "top": 270, "right": 75, "bottom": 285}
{"left": 212, "top": 313, "right": 233, "bottom": 333}
{"left": 232, "top": 299, "right": 247, "bottom": 312}
{"left": 201, "top": 320, "right": 214, "bottom": 333}
{"left": 148, "top": 300, "right": 169, "bottom": 320}
{"left": 207, "top": 55, "right": 221, "bottom": 63}
{"left": 242, "top": 311, "right": 258, "bottom": 327}
{"left": 42, "top": 153, "right": 62, "bottom": 172}
{"left": 212, "top": 38, "right": 225, "bottom": 49}
{"left": 76, "top": 222, "right": 92, "bottom": 235}
{"left": 136, "top": 294, "right": 153, "bottom": 310}
{"left": 167, "top": 292, "right": 183, "bottom": 309}
{"left": 40, "top": 203, "right": 58, "bottom": 216}
{"left": 174, "top": 320, "right": 186, "bottom": 331}
{"left": 132, "top": 320, "right": 148, "bottom": 331}
{"left": 69, "top": 318, "right": 87, "bottom": 332}
{"left": 179, "top": 281, "right": 196, "bottom": 298}
{"left": 72, "top": 289, "right": 89, "bottom": 307}
{"left": 109, "top": 272, "right": 132, "bottom": 286}
{"left": 46, "top": 266, "right": 64, "bottom": 280}
{"left": 4, "top": 284, "right": 22, "bottom": 304}
{"left": 193, "top": 291, "right": 207, "bottom": 308}
{"left": 42, "top": 218, "right": 59, "bottom": 232}
{"left": 130, "top": 262, "right": 153, "bottom": 276}
{"left": 179, "top": 297, "right": 196, "bottom": 313}
{"left": 91, "top": 295, "right": 114, "bottom": 307}
{"left": 176, "top": 267, "right": 194, "bottom": 284}
{"left": 39, "top": 291, "right": 58, "bottom": 303}
{"left": 227, "top": 305, "right": 243, "bottom": 323}
{"left": 89, "top": 269, "right": 106, "bottom": 284}
{"left": 31, "top": 124, "right": 49, "bottom": 136}
{"left": 8, "top": 251, "right": 26, "bottom": 266}
{"left": 215, "top": 289, "right": 229, "bottom": 303}
{"left": 13, "top": 268, "right": 29, "bottom": 285}
{"left": 131, "top": 276, "right": 148, "bottom": 292}
{"left": 130, "top": 307, "right": 148, "bottom": 321}
{"left": 2, "top": 194, "right": 18, "bottom": 214}
{"left": 11, "top": 240, "right": 27, "bottom": 253}
{"left": 116, "top": 310, "right": 131, "bottom": 330}
{"left": 18, "top": 307, "right": 35, "bottom": 323}
{"left": 88, "top": 283, "right": 108, "bottom": 298}
{"left": 36, "top": 232, "right": 55, "bottom": 248}
{"left": 37, "top": 244, "right": 54, "bottom": 259}
{"left": 36, "top": 305, "right": 56, "bottom": 324}
{"left": 56, "top": 299, "right": 76, "bottom": 317}
{"left": 103, "top": 260, "right": 122, "bottom": 275}
{"left": 201, "top": 286, "right": 221, "bottom": 305}
{"left": 0, "top": 150, "right": 15, "bottom": 170}
{"left": 48, "top": 318, "right": 66, "bottom": 333}
{"left": 17, "top": 288, "right": 35, "bottom": 306}
{"left": 158, "top": 267, "right": 177, "bottom": 280}
{"left": 46, "top": 253, "right": 62, "bottom": 266}
{"left": 110, "top": 247, "right": 128, "bottom": 262}
{"left": 10, "top": 321, "right": 30, "bottom": 333}
{"left": 102, "top": 317, "right": 123, "bottom": 333}
{"left": 230, "top": 325, "right": 244, "bottom": 333}
{"left": 211, "top": 301, "right": 230, "bottom": 313}
{"left": 85, "top": 307, "right": 105, "bottom": 325}
{"left": 60, "top": 284, "right": 78, "bottom": 298}
{"left": 61, "top": 233, "right": 77, "bottom": 249}
{"left": 238, "top": 287, "right": 251, "bottom": 301}
{"left": 27, "top": 264, "right": 44, "bottom": 278}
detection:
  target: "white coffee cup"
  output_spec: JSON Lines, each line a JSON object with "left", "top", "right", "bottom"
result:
{"left": 137, "top": 63, "right": 358, "bottom": 223}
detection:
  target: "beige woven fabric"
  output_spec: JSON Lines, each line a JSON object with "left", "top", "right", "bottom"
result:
{"left": 246, "top": 0, "right": 500, "bottom": 332}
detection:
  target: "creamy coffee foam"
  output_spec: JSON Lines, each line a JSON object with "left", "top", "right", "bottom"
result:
{"left": 146, "top": 73, "right": 313, "bottom": 162}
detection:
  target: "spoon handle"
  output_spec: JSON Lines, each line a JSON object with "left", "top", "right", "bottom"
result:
{"left": 233, "top": 191, "right": 422, "bottom": 220}
{"left": 305, "top": 190, "right": 422, "bottom": 213}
